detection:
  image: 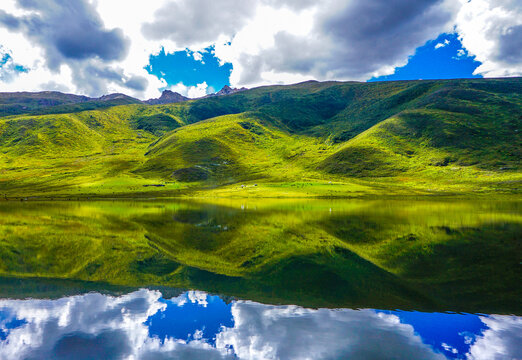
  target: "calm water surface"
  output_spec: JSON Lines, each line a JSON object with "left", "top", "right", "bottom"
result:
{"left": 0, "top": 199, "right": 520, "bottom": 359}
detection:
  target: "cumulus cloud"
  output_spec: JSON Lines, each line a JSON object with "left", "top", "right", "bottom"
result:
{"left": 466, "top": 315, "right": 522, "bottom": 360}
{"left": 168, "top": 81, "right": 211, "bottom": 98}
{"left": 209, "top": 0, "right": 459, "bottom": 87}
{"left": 142, "top": 0, "right": 256, "bottom": 46}
{"left": 141, "top": 0, "right": 317, "bottom": 48}
{"left": 0, "top": 0, "right": 164, "bottom": 98}
{"left": 435, "top": 39, "right": 451, "bottom": 49}
{"left": 456, "top": 0, "right": 522, "bottom": 77}
{"left": 216, "top": 302, "right": 446, "bottom": 360}
{"left": 0, "top": 0, "right": 128, "bottom": 70}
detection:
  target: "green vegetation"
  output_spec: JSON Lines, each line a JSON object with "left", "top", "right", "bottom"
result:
{"left": 0, "top": 78, "right": 521, "bottom": 198}
{"left": 0, "top": 199, "right": 519, "bottom": 313}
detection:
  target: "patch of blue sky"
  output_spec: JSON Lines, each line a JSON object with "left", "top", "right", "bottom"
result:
{"left": 145, "top": 46, "right": 232, "bottom": 93}
{"left": 0, "top": 52, "right": 27, "bottom": 72}
{"left": 0, "top": 50, "right": 29, "bottom": 82}
{"left": 369, "top": 33, "right": 481, "bottom": 82}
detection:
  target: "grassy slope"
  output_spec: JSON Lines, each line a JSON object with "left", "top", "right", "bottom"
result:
{"left": 0, "top": 78, "right": 520, "bottom": 198}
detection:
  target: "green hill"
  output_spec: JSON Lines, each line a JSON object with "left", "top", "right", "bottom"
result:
{"left": 0, "top": 78, "right": 520, "bottom": 198}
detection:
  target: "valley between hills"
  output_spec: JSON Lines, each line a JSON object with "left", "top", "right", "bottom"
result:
{"left": 0, "top": 77, "right": 520, "bottom": 199}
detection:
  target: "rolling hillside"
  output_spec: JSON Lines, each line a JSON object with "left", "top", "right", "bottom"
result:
{"left": 0, "top": 78, "right": 520, "bottom": 198}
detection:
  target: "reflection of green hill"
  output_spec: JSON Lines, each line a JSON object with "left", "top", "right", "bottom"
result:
{"left": 0, "top": 200, "right": 519, "bottom": 313}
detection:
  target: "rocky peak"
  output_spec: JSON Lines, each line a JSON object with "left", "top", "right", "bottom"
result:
{"left": 145, "top": 90, "right": 189, "bottom": 105}
{"left": 214, "top": 85, "right": 247, "bottom": 96}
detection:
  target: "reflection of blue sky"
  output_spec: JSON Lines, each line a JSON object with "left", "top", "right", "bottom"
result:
{"left": 380, "top": 310, "right": 488, "bottom": 359}
{"left": 0, "top": 310, "right": 27, "bottom": 341}
{"left": 0, "top": 290, "right": 520, "bottom": 359}
{"left": 146, "top": 291, "right": 234, "bottom": 345}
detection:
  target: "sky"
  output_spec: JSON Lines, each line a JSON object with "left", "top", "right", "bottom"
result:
{"left": 0, "top": 0, "right": 520, "bottom": 100}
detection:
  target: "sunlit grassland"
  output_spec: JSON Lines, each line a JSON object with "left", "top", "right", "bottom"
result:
{"left": 0, "top": 78, "right": 520, "bottom": 198}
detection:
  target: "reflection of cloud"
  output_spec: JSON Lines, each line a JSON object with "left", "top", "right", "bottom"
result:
{"left": 0, "top": 290, "right": 232, "bottom": 360}
{"left": 216, "top": 302, "right": 446, "bottom": 360}
{"left": 466, "top": 315, "right": 522, "bottom": 360}
{"left": 1, "top": 290, "right": 520, "bottom": 360}
{"left": 187, "top": 291, "right": 209, "bottom": 307}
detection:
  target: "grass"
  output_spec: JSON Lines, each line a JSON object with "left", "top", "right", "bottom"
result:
{"left": 0, "top": 78, "right": 520, "bottom": 198}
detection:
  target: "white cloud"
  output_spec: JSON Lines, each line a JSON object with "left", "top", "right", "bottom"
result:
{"left": 0, "top": 0, "right": 169, "bottom": 99}
{"left": 466, "top": 315, "right": 522, "bottom": 360}
{"left": 168, "top": 81, "right": 210, "bottom": 98}
{"left": 455, "top": 0, "right": 522, "bottom": 77}
{"left": 193, "top": 51, "right": 204, "bottom": 62}
{"left": 216, "top": 302, "right": 446, "bottom": 360}
{"left": 435, "top": 39, "right": 450, "bottom": 49}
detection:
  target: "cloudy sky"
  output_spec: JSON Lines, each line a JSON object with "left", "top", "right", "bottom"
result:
{"left": 0, "top": 0, "right": 521, "bottom": 99}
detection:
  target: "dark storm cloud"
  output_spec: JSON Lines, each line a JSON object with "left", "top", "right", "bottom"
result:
{"left": 496, "top": 25, "right": 522, "bottom": 65}
{"left": 0, "top": 0, "right": 129, "bottom": 70}
{"left": 250, "top": 0, "right": 456, "bottom": 81}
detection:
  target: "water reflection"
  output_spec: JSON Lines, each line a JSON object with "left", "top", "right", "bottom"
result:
{"left": 0, "top": 290, "right": 520, "bottom": 360}
{"left": 0, "top": 199, "right": 520, "bottom": 314}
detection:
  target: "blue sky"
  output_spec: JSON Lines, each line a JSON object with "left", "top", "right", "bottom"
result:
{"left": 146, "top": 46, "right": 233, "bottom": 93}
{"left": 370, "top": 33, "right": 482, "bottom": 82}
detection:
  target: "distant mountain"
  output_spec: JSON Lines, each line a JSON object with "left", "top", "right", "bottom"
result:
{"left": 144, "top": 90, "right": 188, "bottom": 105}
{"left": 0, "top": 86, "right": 249, "bottom": 116}
{"left": 0, "top": 91, "right": 142, "bottom": 116}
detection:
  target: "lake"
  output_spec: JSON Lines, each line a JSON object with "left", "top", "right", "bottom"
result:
{"left": 0, "top": 199, "right": 520, "bottom": 359}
